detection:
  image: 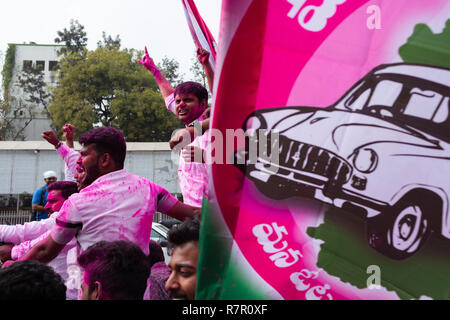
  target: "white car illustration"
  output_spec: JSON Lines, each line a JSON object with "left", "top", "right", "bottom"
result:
{"left": 239, "top": 63, "right": 450, "bottom": 259}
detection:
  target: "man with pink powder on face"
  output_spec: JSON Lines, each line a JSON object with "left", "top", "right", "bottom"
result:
{"left": 3, "top": 126, "right": 200, "bottom": 269}
{"left": 139, "top": 47, "right": 214, "bottom": 207}
{"left": 0, "top": 181, "right": 80, "bottom": 299}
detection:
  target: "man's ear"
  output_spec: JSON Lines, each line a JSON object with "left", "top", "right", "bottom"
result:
{"left": 91, "top": 281, "right": 102, "bottom": 300}
{"left": 99, "top": 153, "right": 114, "bottom": 169}
{"left": 200, "top": 98, "right": 208, "bottom": 108}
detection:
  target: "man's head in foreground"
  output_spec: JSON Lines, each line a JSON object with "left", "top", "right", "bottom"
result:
{"left": 76, "top": 127, "right": 126, "bottom": 187}
{"left": 165, "top": 216, "right": 200, "bottom": 300}
{"left": 45, "top": 181, "right": 78, "bottom": 215}
{"left": 174, "top": 81, "right": 208, "bottom": 126}
{"left": 0, "top": 260, "right": 66, "bottom": 300}
{"left": 77, "top": 240, "right": 150, "bottom": 300}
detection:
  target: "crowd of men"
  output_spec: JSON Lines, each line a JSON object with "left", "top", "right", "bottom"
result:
{"left": 0, "top": 47, "right": 212, "bottom": 300}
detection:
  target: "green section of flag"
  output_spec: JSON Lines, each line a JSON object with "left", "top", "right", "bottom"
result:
{"left": 307, "top": 207, "right": 450, "bottom": 300}
{"left": 399, "top": 19, "right": 450, "bottom": 69}
{"left": 196, "top": 199, "right": 269, "bottom": 300}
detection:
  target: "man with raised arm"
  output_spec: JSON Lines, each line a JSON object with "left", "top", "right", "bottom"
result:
{"left": 41, "top": 124, "right": 80, "bottom": 184}
{"left": 139, "top": 47, "right": 214, "bottom": 206}
{"left": 3, "top": 127, "right": 199, "bottom": 267}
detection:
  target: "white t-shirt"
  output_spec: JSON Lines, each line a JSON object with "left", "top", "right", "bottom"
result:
{"left": 165, "top": 93, "right": 209, "bottom": 206}
{"left": 51, "top": 169, "right": 178, "bottom": 255}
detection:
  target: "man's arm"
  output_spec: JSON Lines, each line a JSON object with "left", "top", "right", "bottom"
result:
{"left": 62, "top": 123, "right": 76, "bottom": 149}
{"left": 155, "top": 185, "right": 201, "bottom": 221}
{"left": 166, "top": 202, "right": 201, "bottom": 221}
{"left": 0, "top": 216, "right": 55, "bottom": 244}
{"left": 31, "top": 203, "right": 46, "bottom": 214}
{"left": 10, "top": 230, "right": 51, "bottom": 261}
{"left": 139, "top": 46, "right": 175, "bottom": 100}
{"left": 15, "top": 233, "right": 66, "bottom": 264}
{"left": 169, "top": 118, "right": 210, "bottom": 150}
{"left": 197, "top": 48, "right": 214, "bottom": 94}
{"left": 42, "top": 129, "right": 80, "bottom": 177}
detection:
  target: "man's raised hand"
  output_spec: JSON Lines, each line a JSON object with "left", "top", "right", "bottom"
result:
{"left": 41, "top": 130, "right": 60, "bottom": 147}
{"left": 138, "top": 46, "right": 158, "bottom": 74}
{"left": 62, "top": 123, "right": 75, "bottom": 140}
{"left": 62, "top": 124, "right": 76, "bottom": 148}
{"left": 197, "top": 47, "right": 210, "bottom": 66}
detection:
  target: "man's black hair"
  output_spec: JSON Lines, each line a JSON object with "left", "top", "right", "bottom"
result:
{"left": 47, "top": 181, "right": 78, "bottom": 199}
{"left": 78, "top": 127, "right": 127, "bottom": 169}
{"left": 0, "top": 260, "right": 66, "bottom": 300}
{"left": 173, "top": 81, "right": 208, "bottom": 103}
{"left": 167, "top": 216, "right": 200, "bottom": 251}
{"left": 77, "top": 240, "right": 150, "bottom": 300}
{"left": 148, "top": 240, "right": 165, "bottom": 268}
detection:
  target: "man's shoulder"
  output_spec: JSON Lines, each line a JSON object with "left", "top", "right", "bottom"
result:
{"left": 125, "top": 170, "right": 152, "bottom": 184}
{"left": 33, "top": 186, "right": 45, "bottom": 195}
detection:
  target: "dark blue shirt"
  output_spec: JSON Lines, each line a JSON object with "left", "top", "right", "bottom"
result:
{"left": 32, "top": 185, "right": 49, "bottom": 221}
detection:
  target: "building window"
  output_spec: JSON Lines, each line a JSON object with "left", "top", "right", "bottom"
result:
{"left": 36, "top": 60, "right": 45, "bottom": 71}
{"left": 23, "top": 60, "right": 32, "bottom": 71}
{"left": 49, "top": 61, "right": 59, "bottom": 71}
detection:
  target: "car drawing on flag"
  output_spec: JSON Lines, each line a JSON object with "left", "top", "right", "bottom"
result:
{"left": 238, "top": 63, "right": 450, "bottom": 260}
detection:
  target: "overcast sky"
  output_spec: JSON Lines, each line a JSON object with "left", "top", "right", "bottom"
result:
{"left": 0, "top": 0, "right": 222, "bottom": 83}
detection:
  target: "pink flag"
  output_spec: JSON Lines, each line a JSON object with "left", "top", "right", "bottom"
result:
{"left": 197, "top": 0, "right": 450, "bottom": 300}
{"left": 182, "top": 0, "right": 218, "bottom": 71}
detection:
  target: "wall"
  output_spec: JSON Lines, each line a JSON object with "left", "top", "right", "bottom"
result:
{"left": 0, "top": 141, "right": 180, "bottom": 195}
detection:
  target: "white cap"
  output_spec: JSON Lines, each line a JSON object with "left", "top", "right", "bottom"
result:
{"left": 43, "top": 170, "right": 57, "bottom": 179}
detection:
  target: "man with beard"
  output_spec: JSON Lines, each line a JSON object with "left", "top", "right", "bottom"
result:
{"left": 165, "top": 216, "right": 200, "bottom": 300}
{"left": 7, "top": 127, "right": 200, "bottom": 266}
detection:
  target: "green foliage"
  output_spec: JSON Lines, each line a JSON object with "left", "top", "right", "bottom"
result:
{"left": 158, "top": 57, "right": 182, "bottom": 87}
{"left": 399, "top": 19, "right": 450, "bottom": 69}
{"left": 1, "top": 44, "right": 16, "bottom": 96}
{"left": 97, "top": 32, "right": 121, "bottom": 50}
{"left": 18, "top": 65, "right": 51, "bottom": 114}
{"left": 190, "top": 54, "right": 207, "bottom": 88}
{"left": 0, "top": 64, "right": 51, "bottom": 140}
{"left": 54, "top": 19, "right": 88, "bottom": 56}
{"left": 49, "top": 47, "right": 182, "bottom": 141}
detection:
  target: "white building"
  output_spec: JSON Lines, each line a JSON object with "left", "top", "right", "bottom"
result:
{"left": 4, "top": 43, "right": 63, "bottom": 141}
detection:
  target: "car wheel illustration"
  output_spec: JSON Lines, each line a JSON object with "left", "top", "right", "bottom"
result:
{"left": 367, "top": 195, "right": 432, "bottom": 260}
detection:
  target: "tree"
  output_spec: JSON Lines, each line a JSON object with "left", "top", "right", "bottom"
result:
{"left": 97, "top": 32, "right": 121, "bottom": 50}
{"left": 17, "top": 65, "right": 52, "bottom": 121}
{"left": 158, "top": 57, "right": 182, "bottom": 87}
{"left": 190, "top": 54, "right": 207, "bottom": 88}
{"left": 49, "top": 47, "right": 182, "bottom": 142}
{"left": 1, "top": 65, "right": 51, "bottom": 140}
{"left": 54, "top": 19, "right": 88, "bottom": 56}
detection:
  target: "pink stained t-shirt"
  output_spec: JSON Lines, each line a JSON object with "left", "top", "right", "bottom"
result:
{"left": 51, "top": 169, "right": 178, "bottom": 256}
{"left": 56, "top": 143, "right": 80, "bottom": 183}
{"left": 166, "top": 93, "right": 209, "bottom": 207}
